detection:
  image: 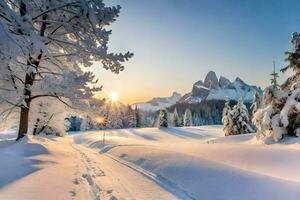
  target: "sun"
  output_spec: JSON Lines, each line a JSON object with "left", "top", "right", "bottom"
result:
{"left": 109, "top": 92, "right": 119, "bottom": 102}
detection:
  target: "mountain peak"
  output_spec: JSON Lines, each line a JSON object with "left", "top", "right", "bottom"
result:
{"left": 180, "top": 71, "right": 262, "bottom": 103}
{"left": 204, "top": 71, "right": 219, "bottom": 89}
{"left": 171, "top": 91, "right": 181, "bottom": 98}
{"left": 133, "top": 92, "right": 181, "bottom": 111}
{"left": 219, "top": 76, "right": 231, "bottom": 88}
{"left": 234, "top": 77, "right": 248, "bottom": 86}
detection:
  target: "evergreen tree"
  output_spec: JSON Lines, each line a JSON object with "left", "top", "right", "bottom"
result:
{"left": 271, "top": 61, "right": 280, "bottom": 89}
{"left": 125, "top": 105, "right": 137, "bottom": 128}
{"left": 250, "top": 92, "right": 261, "bottom": 116}
{"left": 183, "top": 108, "right": 193, "bottom": 126}
{"left": 66, "top": 116, "right": 82, "bottom": 132}
{"left": 105, "top": 106, "right": 123, "bottom": 129}
{"left": 134, "top": 106, "right": 141, "bottom": 127}
{"left": 253, "top": 32, "right": 300, "bottom": 142}
{"left": 222, "top": 97, "right": 233, "bottom": 136}
{"left": 231, "top": 99, "right": 252, "bottom": 135}
{"left": 158, "top": 108, "right": 168, "bottom": 128}
{"left": 281, "top": 32, "right": 300, "bottom": 90}
{"left": 280, "top": 32, "right": 300, "bottom": 137}
{"left": 172, "top": 107, "right": 180, "bottom": 127}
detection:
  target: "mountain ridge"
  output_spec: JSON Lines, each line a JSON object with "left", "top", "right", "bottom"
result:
{"left": 133, "top": 71, "right": 262, "bottom": 111}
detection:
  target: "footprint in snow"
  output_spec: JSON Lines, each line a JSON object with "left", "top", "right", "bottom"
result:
{"left": 96, "top": 171, "right": 105, "bottom": 177}
{"left": 106, "top": 189, "right": 113, "bottom": 194}
{"left": 72, "top": 178, "right": 81, "bottom": 185}
{"left": 110, "top": 195, "right": 118, "bottom": 200}
{"left": 69, "top": 189, "right": 76, "bottom": 197}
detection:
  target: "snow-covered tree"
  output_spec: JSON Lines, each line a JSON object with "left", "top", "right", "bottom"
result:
{"left": 0, "top": 0, "right": 133, "bottom": 140}
{"left": 271, "top": 61, "right": 280, "bottom": 89}
{"left": 222, "top": 97, "right": 233, "bottom": 136}
{"left": 172, "top": 107, "right": 181, "bottom": 127}
{"left": 253, "top": 32, "right": 300, "bottom": 142}
{"left": 124, "top": 105, "right": 137, "bottom": 128}
{"left": 158, "top": 108, "right": 168, "bottom": 128}
{"left": 250, "top": 92, "right": 261, "bottom": 116}
{"left": 66, "top": 116, "right": 82, "bottom": 131}
{"left": 80, "top": 115, "right": 94, "bottom": 130}
{"left": 231, "top": 99, "right": 253, "bottom": 135}
{"left": 183, "top": 108, "right": 193, "bottom": 126}
{"left": 134, "top": 106, "right": 141, "bottom": 127}
{"left": 106, "top": 110, "right": 123, "bottom": 129}
{"left": 281, "top": 32, "right": 300, "bottom": 90}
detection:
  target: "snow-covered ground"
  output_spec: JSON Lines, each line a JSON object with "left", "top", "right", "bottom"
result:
{"left": 1, "top": 126, "right": 300, "bottom": 200}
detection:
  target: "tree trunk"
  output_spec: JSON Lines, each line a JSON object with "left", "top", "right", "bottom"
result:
{"left": 16, "top": 72, "right": 33, "bottom": 141}
{"left": 17, "top": 105, "right": 30, "bottom": 140}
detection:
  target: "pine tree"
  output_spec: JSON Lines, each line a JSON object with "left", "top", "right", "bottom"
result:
{"left": 271, "top": 61, "right": 280, "bottom": 89}
{"left": 158, "top": 108, "right": 168, "bottom": 128}
{"left": 172, "top": 107, "right": 180, "bottom": 127}
{"left": 281, "top": 32, "right": 300, "bottom": 90}
{"left": 280, "top": 33, "right": 300, "bottom": 137}
{"left": 222, "top": 97, "right": 233, "bottom": 136}
{"left": 231, "top": 99, "right": 252, "bottom": 135}
{"left": 253, "top": 32, "right": 300, "bottom": 142}
{"left": 183, "top": 108, "right": 193, "bottom": 126}
{"left": 250, "top": 92, "right": 261, "bottom": 116}
{"left": 126, "top": 105, "right": 137, "bottom": 128}
{"left": 106, "top": 109, "right": 123, "bottom": 129}
{"left": 134, "top": 106, "right": 141, "bottom": 127}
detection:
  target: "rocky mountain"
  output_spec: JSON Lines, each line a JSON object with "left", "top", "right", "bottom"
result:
{"left": 179, "top": 71, "right": 262, "bottom": 103}
{"left": 133, "top": 71, "right": 262, "bottom": 111}
{"left": 132, "top": 92, "right": 182, "bottom": 111}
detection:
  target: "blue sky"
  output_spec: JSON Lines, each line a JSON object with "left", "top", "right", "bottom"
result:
{"left": 92, "top": 0, "right": 300, "bottom": 103}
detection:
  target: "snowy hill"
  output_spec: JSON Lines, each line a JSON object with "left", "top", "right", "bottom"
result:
{"left": 132, "top": 92, "right": 182, "bottom": 111}
{"left": 2, "top": 126, "right": 300, "bottom": 200}
{"left": 179, "top": 71, "right": 262, "bottom": 103}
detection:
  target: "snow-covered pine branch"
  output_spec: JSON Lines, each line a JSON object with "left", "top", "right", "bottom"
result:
{"left": 0, "top": 0, "right": 133, "bottom": 140}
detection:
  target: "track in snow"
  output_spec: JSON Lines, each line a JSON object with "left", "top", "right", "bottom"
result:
{"left": 105, "top": 153, "right": 196, "bottom": 200}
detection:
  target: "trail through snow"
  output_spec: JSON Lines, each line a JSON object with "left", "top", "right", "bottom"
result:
{"left": 1, "top": 126, "right": 300, "bottom": 200}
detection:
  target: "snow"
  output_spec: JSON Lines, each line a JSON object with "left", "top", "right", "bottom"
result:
{"left": 133, "top": 92, "right": 182, "bottom": 111}
{"left": 180, "top": 71, "right": 262, "bottom": 104}
{"left": 1, "top": 126, "right": 300, "bottom": 200}
{"left": 194, "top": 84, "right": 209, "bottom": 90}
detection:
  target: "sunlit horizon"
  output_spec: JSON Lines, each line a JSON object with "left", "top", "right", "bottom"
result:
{"left": 89, "top": 0, "right": 298, "bottom": 104}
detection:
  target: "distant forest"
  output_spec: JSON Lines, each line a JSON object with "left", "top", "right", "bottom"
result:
{"left": 167, "top": 100, "right": 252, "bottom": 126}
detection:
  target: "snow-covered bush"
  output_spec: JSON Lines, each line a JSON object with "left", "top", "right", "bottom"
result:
{"left": 222, "top": 97, "right": 233, "bottom": 136}
{"left": 158, "top": 109, "right": 169, "bottom": 128}
{"left": 231, "top": 98, "right": 253, "bottom": 135}
{"left": 253, "top": 32, "right": 300, "bottom": 142}
{"left": 183, "top": 108, "right": 193, "bottom": 126}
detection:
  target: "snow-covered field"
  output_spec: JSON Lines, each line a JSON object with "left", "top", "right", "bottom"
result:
{"left": 1, "top": 126, "right": 300, "bottom": 200}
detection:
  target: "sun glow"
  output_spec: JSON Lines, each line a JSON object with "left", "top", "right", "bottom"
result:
{"left": 109, "top": 92, "right": 119, "bottom": 102}
{"left": 95, "top": 116, "right": 106, "bottom": 124}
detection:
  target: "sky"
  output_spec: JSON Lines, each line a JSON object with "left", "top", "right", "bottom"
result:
{"left": 91, "top": 0, "right": 300, "bottom": 104}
